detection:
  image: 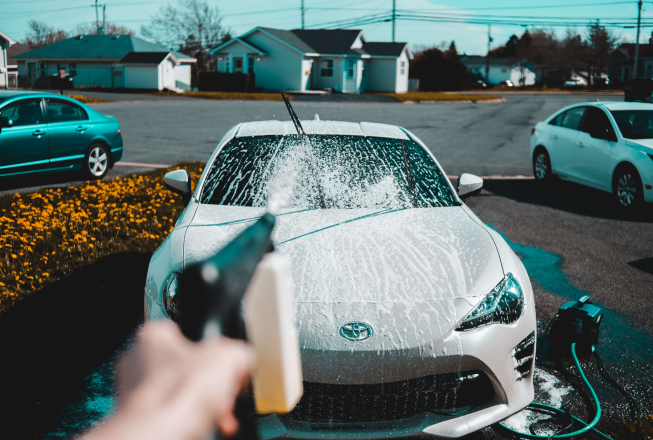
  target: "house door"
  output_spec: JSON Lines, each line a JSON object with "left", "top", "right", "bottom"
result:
{"left": 233, "top": 57, "right": 243, "bottom": 73}
{"left": 344, "top": 59, "right": 356, "bottom": 93}
{"left": 112, "top": 67, "right": 124, "bottom": 88}
{"left": 302, "top": 59, "right": 313, "bottom": 91}
{"left": 27, "top": 62, "right": 37, "bottom": 86}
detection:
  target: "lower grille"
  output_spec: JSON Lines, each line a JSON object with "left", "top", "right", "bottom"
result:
{"left": 285, "top": 370, "right": 494, "bottom": 423}
{"left": 513, "top": 331, "right": 535, "bottom": 381}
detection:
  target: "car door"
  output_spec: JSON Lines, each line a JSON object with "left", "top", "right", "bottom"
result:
{"left": 575, "top": 106, "right": 618, "bottom": 191}
{"left": 548, "top": 106, "right": 586, "bottom": 179}
{"left": 45, "top": 98, "right": 92, "bottom": 168}
{"left": 0, "top": 98, "right": 49, "bottom": 176}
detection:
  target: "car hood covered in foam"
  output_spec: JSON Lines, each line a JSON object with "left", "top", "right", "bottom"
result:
{"left": 183, "top": 205, "right": 503, "bottom": 362}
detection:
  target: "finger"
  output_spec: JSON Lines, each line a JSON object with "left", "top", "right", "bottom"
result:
{"left": 217, "top": 412, "right": 239, "bottom": 438}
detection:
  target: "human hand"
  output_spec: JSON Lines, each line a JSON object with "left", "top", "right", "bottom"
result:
{"left": 82, "top": 321, "right": 254, "bottom": 440}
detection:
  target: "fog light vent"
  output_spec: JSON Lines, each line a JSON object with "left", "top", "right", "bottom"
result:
{"left": 513, "top": 331, "right": 535, "bottom": 381}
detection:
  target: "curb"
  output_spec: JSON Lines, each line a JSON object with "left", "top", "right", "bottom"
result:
{"left": 403, "top": 98, "right": 506, "bottom": 104}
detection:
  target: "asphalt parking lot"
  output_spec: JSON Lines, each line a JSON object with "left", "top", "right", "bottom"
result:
{"left": 1, "top": 93, "right": 652, "bottom": 438}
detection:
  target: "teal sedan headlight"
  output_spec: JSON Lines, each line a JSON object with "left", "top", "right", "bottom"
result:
{"left": 456, "top": 273, "right": 524, "bottom": 331}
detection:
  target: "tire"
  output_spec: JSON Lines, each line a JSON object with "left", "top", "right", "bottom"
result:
{"left": 533, "top": 148, "right": 553, "bottom": 183}
{"left": 84, "top": 143, "right": 110, "bottom": 179}
{"left": 613, "top": 165, "right": 644, "bottom": 210}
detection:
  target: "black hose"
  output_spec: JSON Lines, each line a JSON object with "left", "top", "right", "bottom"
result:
{"left": 594, "top": 352, "right": 644, "bottom": 440}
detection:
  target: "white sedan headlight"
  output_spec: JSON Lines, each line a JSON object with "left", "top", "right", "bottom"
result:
{"left": 163, "top": 272, "right": 182, "bottom": 322}
{"left": 456, "top": 273, "right": 524, "bottom": 331}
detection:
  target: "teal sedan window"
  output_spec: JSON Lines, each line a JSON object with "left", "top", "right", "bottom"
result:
{"left": 45, "top": 98, "right": 88, "bottom": 123}
{"left": 200, "top": 134, "right": 457, "bottom": 209}
{"left": 0, "top": 99, "right": 43, "bottom": 126}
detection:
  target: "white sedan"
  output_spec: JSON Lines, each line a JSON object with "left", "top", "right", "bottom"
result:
{"left": 145, "top": 120, "right": 537, "bottom": 439}
{"left": 563, "top": 77, "right": 587, "bottom": 87}
{"left": 530, "top": 102, "right": 653, "bottom": 209}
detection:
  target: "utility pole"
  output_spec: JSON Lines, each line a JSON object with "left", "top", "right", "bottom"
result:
{"left": 486, "top": 24, "right": 493, "bottom": 85}
{"left": 94, "top": 0, "right": 100, "bottom": 34}
{"left": 634, "top": 0, "right": 643, "bottom": 78}
{"left": 392, "top": 0, "right": 396, "bottom": 42}
{"left": 301, "top": 0, "right": 305, "bottom": 29}
{"left": 101, "top": 4, "right": 106, "bottom": 34}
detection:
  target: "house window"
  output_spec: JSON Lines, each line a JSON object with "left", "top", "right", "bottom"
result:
{"left": 501, "top": 67, "right": 508, "bottom": 73}
{"left": 113, "top": 69, "right": 123, "bottom": 77}
{"left": 320, "top": 59, "right": 334, "bottom": 77}
{"left": 225, "top": 58, "right": 230, "bottom": 73}
{"left": 248, "top": 57, "right": 254, "bottom": 73}
{"left": 40, "top": 62, "right": 48, "bottom": 77}
{"left": 400, "top": 61, "right": 406, "bottom": 75}
{"left": 69, "top": 63, "right": 77, "bottom": 77}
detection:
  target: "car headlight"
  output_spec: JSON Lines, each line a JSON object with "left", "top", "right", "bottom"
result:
{"left": 456, "top": 273, "right": 524, "bottom": 331}
{"left": 163, "top": 272, "right": 182, "bottom": 322}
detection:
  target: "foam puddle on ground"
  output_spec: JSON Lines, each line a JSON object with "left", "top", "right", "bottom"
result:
{"left": 503, "top": 368, "right": 572, "bottom": 434}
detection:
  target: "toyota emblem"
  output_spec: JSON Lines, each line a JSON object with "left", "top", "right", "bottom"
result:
{"left": 339, "top": 322, "right": 373, "bottom": 341}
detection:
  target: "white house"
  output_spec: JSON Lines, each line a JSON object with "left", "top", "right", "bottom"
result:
{"left": 461, "top": 56, "right": 536, "bottom": 86}
{"left": 210, "top": 27, "right": 412, "bottom": 93}
{"left": 13, "top": 35, "right": 196, "bottom": 91}
{"left": 0, "top": 29, "right": 17, "bottom": 89}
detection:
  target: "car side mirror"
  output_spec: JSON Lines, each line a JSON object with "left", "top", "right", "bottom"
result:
{"left": 0, "top": 116, "right": 13, "bottom": 133}
{"left": 165, "top": 169, "right": 192, "bottom": 206}
{"left": 590, "top": 127, "right": 616, "bottom": 142}
{"left": 457, "top": 173, "right": 483, "bottom": 199}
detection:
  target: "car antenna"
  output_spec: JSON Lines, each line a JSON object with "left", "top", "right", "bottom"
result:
{"left": 280, "top": 93, "right": 327, "bottom": 209}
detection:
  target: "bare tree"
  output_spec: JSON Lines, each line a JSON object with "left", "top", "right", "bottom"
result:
{"left": 24, "top": 20, "right": 69, "bottom": 49}
{"left": 141, "top": 0, "right": 229, "bottom": 74}
{"left": 74, "top": 22, "right": 134, "bottom": 36}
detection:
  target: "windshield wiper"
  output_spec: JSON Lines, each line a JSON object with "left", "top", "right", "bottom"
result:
{"left": 400, "top": 140, "right": 418, "bottom": 208}
{"left": 281, "top": 93, "right": 327, "bottom": 209}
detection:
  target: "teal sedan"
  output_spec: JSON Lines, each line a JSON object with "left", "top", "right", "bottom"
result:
{"left": 0, "top": 91, "right": 122, "bottom": 180}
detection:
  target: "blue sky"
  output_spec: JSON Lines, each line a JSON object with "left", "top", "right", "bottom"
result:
{"left": 1, "top": 0, "right": 653, "bottom": 55}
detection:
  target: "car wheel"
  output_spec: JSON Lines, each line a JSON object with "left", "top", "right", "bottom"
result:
{"left": 613, "top": 165, "right": 643, "bottom": 210}
{"left": 84, "top": 143, "right": 110, "bottom": 179}
{"left": 533, "top": 148, "right": 552, "bottom": 183}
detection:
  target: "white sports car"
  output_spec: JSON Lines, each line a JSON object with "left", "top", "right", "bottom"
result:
{"left": 145, "top": 120, "right": 536, "bottom": 438}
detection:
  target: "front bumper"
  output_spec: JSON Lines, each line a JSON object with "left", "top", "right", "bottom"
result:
{"left": 256, "top": 302, "right": 537, "bottom": 439}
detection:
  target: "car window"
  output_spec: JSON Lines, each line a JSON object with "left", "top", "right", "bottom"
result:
{"left": 580, "top": 107, "right": 614, "bottom": 134}
{"left": 200, "top": 135, "right": 458, "bottom": 209}
{"left": 45, "top": 98, "right": 86, "bottom": 123}
{"left": 610, "top": 110, "right": 653, "bottom": 139}
{"left": 560, "top": 107, "right": 586, "bottom": 130}
{"left": 549, "top": 112, "right": 565, "bottom": 126}
{"left": 0, "top": 99, "right": 43, "bottom": 127}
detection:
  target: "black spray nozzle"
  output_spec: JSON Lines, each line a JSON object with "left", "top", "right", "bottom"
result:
{"left": 177, "top": 213, "right": 276, "bottom": 342}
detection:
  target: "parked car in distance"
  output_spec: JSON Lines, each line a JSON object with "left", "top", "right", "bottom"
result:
{"left": 625, "top": 78, "right": 653, "bottom": 103}
{"left": 147, "top": 120, "right": 537, "bottom": 439}
{"left": 499, "top": 80, "right": 514, "bottom": 87}
{"left": 530, "top": 102, "right": 653, "bottom": 209}
{"left": 0, "top": 91, "right": 122, "bottom": 180}
{"left": 563, "top": 77, "right": 587, "bottom": 87}
{"left": 473, "top": 79, "right": 487, "bottom": 89}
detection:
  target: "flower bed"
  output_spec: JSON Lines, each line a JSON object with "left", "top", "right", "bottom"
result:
{"left": 0, "top": 163, "right": 203, "bottom": 314}
{"left": 65, "top": 93, "right": 110, "bottom": 103}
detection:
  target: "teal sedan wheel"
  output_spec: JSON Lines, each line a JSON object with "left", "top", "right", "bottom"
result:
{"left": 84, "top": 143, "right": 110, "bottom": 179}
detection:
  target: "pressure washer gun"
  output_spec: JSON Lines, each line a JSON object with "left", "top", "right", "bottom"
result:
{"left": 176, "top": 213, "right": 303, "bottom": 439}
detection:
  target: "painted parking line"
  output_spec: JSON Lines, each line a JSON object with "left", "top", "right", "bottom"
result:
{"left": 448, "top": 175, "right": 534, "bottom": 180}
{"left": 114, "top": 162, "right": 172, "bottom": 169}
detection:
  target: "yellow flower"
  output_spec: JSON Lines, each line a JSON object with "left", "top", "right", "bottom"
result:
{"left": 42, "top": 273, "right": 49, "bottom": 277}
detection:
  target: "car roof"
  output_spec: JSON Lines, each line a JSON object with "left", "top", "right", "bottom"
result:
{"left": 236, "top": 120, "right": 409, "bottom": 139}
{"left": 597, "top": 101, "right": 653, "bottom": 111}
